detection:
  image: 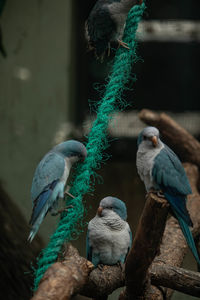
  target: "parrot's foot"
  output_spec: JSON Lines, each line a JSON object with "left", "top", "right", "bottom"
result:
{"left": 64, "top": 186, "right": 75, "bottom": 199}
{"left": 156, "top": 191, "right": 165, "bottom": 198}
{"left": 146, "top": 189, "right": 165, "bottom": 198}
{"left": 117, "top": 39, "right": 130, "bottom": 50}
{"left": 65, "top": 191, "right": 75, "bottom": 199}
{"left": 51, "top": 205, "right": 73, "bottom": 216}
{"left": 97, "top": 264, "right": 104, "bottom": 271}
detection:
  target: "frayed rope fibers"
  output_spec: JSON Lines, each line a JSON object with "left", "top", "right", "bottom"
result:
{"left": 34, "top": 2, "right": 146, "bottom": 290}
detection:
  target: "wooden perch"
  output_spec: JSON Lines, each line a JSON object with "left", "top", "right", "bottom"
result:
{"left": 31, "top": 243, "right": 200, "bottom": 299}
{"left": 81, "top": 264, "right": 124, "bottom": 298}
{"left": 150, "top": 264, "right": 200, "bottom": 297}
{"left": 31, "top": 244, "right": 94, "bottom": 300}
{"left": 121, "top": 193, "right": 169, "bottom": 299}
{"left": 83, "top": 262, "right": 200, "bottom": 298}
{"left": 139, "top": 109, "right": 200, "bottom": 167}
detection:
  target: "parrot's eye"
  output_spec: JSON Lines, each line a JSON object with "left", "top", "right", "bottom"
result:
{"left": 143, "top": 135, "right": 147, "bottom": 140}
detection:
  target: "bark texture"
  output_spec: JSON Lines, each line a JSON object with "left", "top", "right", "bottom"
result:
{"left": 31, "top": 244, "right": 94, "bottom": 300}
{"left": 122, "top": 194, "right": 169, "bottom": 299}
{"left": 151, "top": 264, "right": 200, "bottom": 297}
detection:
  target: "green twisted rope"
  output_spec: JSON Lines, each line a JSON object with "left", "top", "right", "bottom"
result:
{"left": 34, "top": 2, "right": 146, "bottom": 290}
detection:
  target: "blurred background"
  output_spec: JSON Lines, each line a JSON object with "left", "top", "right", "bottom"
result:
{"left": 0, "top": 0, "right": 200, "bottom": 299}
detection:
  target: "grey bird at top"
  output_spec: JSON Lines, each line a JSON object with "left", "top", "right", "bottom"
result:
{"left": 85, "top": 0, "right": 142, "bottom": 60}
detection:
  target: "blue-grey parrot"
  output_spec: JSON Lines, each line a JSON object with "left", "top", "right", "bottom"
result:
{"left": 136, "top": 126, "right": 200, "bottom": 265}
{"left": 85, "top": 0, "right": 141, "bottom": 59}
{"left": 86, "top": 196, "right": 132, "bottom": 267}
{"left": 28, "top": 140, "right": 87, "bottom": 242}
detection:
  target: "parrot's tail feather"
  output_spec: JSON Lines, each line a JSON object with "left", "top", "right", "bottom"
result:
{"left": 28, "top": 204, "right": 49, "bottom": 242}
{"left": 28, "top": 180, "right": 65, "bottom": 242}
{"left": 28, "top": 230, "right": 37, "bottom": 243}
{"left": 174, "top": 211, "right": 200, "bottom": 265}
{"left": 164, "top": 193, "right": 193, "bottom": 227}
{"left": 28, "top": 194, "right": 53, "bottom": 242}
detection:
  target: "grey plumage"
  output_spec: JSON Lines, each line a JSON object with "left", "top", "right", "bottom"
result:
{"left": 85, "top": 0, "right": 139, "bottom": 58}
{"left": 87, "top": 196, "right": 132, "bottom": 267}
{"left": 136, "top": 127, "right": 164, "bottom": 191}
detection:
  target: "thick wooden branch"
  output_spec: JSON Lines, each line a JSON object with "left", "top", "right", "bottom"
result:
{"left": 31, "top": 244, "right": 93, "bottom": 300}
{"left": 150, "top": 264, "right": 200, "bottom": 297}
{"left": 121, "top": 193, "right": 169, "bottom": 299}
{"left": 81, "top": 264, "right": 124, "bottom": 298}
{"left": 31, "top": 244, "right": 200, "bottom": 300}
{"left": 139, "top": 109, "right": 200, "bottom": 167}
{"left": 81, "top": 263, "right": 200, "bottom": 298}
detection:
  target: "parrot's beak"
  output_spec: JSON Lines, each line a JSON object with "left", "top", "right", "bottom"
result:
{"left": 150, "top": 136, "right": 158, "bottom": 147}
{"left": 97, "top": 206, "right": 103, "bottom": 217}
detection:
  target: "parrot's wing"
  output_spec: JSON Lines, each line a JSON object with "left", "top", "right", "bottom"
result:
{"left": 31, "top": 151, "right": 65, "bottom": 203}
{"left": 124, "top": 225, "right": 132, "bottom": 262}
{"left": 152, "top": 146, "right": 192, "bottom": 196}
{"left": 152, "top": 146, "right": 192, "bottom": 226}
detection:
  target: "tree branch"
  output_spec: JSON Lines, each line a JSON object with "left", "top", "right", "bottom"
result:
{"left": 31, "top": 243, "right": 200, "bottom": 299}
{"left": 31, "top": 244, "right": 94, "bottom": 300}
{"left": 82, "top": 263, "right": 200, "bottom": 298}
{"left": 121, "top": 193, "right": 169, "bottom": 299}
{"left": 150, "top": 264, "right": 200, "bottom": 297}
{"left": 81, "top": 264, "right": 124, "bottom": 298}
